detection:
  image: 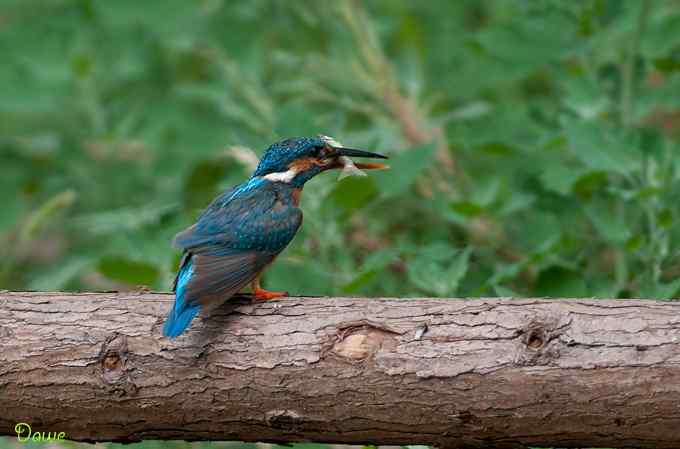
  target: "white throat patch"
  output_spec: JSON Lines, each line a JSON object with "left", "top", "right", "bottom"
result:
{"left": 319, "top": 134, "right": 342, "bottom": 147}
{"left": 263, "top": 168, "right": 299, "bottom": 183}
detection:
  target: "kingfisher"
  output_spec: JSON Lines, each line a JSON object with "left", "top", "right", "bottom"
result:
{"left": 163, "top": 136, "right": 388, "bottom": 338}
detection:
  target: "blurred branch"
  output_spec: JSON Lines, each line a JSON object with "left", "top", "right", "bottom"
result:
{"left": 3, "top": 292, "right": 680, "bottom": 448}
{"left": 620, "top": 0, "right": 652, "bottom": 127}
{"left": 339, "top": 0, "right": 455, "bottom": 194}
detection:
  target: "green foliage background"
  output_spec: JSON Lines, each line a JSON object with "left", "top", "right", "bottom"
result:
{"left": 1, "top": 0, "right": 680, "bottom": 447}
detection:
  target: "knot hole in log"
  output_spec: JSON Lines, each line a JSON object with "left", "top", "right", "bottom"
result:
{"left": 98, "top": 334, "right": 137, "bottom": 396}
{"left": 516, "top": 317, "right": 568, "bottom": 366}
{"left": 265, "top": 409, "right": 304, "bottom": 433}
{"left": 525, "top": 327, "right": 546, "bottom": 350}
{"left": 327, "top": 322, "right": 399, "bottom": 363}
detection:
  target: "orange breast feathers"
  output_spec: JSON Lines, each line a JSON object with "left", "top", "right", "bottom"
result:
{"left": 289, "top": 157, "right": 324, "bottom": 172}
{"left": 292, "top": 188, "right": 302, "bottom": 206}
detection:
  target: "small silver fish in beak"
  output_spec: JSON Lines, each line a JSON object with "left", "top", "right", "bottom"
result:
{"left": 317, "top": 134, "right": 389, "bottom": 180}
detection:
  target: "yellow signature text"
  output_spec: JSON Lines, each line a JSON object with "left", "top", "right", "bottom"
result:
{"left": 14, "top": 423, "right": 66, "bottom": 442}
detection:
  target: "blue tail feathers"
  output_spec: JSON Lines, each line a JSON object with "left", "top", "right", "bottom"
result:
{"left": 163, "top": 258, "right": 200, "bottom": 338}
{"left": 163, "top": 303, "right": 200, "bottom": 338}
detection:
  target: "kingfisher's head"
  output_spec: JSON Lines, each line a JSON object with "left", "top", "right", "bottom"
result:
{"left": 252, "top": 136, "right": 388, "bottom": 187}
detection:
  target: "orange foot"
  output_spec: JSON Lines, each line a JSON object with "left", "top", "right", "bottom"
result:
{"left": 254, "top": 288, "right": 288, "bottom": 300}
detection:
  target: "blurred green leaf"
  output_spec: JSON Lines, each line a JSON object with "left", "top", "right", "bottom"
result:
{"left": 342, "top": 248, "right": 401, "bottom": 293}
{"left": 540, "top": 164, "right": 585, "bottom": 196}
{"left": 342, "top": 268, "right": 379, "bottom": 293}
{"left": 641, "top": 279, "right": 680, "bottom": 300}
{"left": 97, "top": 257, "right": 159, "bottom": 286}
{"left": 450, "top": 201, "right": 484, "bottom": 218}
{"left": 585, "top": 201, "right": 631, "bottom": 245}
{"left": 499, "top": 191, "right": 535, "bottom": 216}
{"left": 658, "top": 208, "right": 673, "bottom": 229}
{"left": 476, "top": 13, "right": 581, "bottom": 72}
{"left": 183, "top": 159, "right": 235, "bottom": 212}
{"left": 535, "top": 266, "right": 588, "bottom": 298}
{"left": 572, "top": 171, "right": 609, "bottom": 199}
{"left": 0, "top": 191, "right": 22, "bottom": 233}
{"left": 373, "top": 143, "right": 436, "bottom": 198}
{"left": 566, "top": 121, "right": 639, "bottom": 176}
{"left": 328, "top": 176, "right": 378, "bottom": 212}
{"left": 408, "top": 246, "right": 471, "bottom": 297}
{"left": 29, "top": 257, "right": 94, "bottom": 291}
{"left": 73, "top": 203, "right": 178, "bottom": 236}
{"left": 653, "top": 57, "right": 680, "bottom": 74}
{"left": 493, "top": 284, "right": 519, "bottom": 297}
{"left": 476, "top": 142, "right": 517, "bottom": 156}
{"left": 447, "top": 247, "right": 472, "bottom": 293}
{"left": 418, "top": 241, "right": 457, "bottom": 262}
{"left": 275, "top": 101, "right": 318, "bottom": 137}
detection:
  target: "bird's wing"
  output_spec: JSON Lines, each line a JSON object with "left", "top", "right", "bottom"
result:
{"left": 172, "top": 181, "right": 302, "bottom": 307}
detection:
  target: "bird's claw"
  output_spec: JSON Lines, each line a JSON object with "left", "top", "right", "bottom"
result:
{"left": 254, "top": 288, "right": 288, "bottom": 300}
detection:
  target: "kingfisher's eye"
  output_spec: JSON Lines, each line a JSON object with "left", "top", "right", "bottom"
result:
{"left": 311, "top": 145, "right": 324, "bottom": 157}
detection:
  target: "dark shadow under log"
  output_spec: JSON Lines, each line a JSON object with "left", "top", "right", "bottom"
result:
{"left": 1, "top": 291, "right": 680, "bottom": 448}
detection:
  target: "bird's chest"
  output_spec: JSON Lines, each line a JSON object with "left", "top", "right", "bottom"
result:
{"left": 268, "top": 183, "right": 302, "bottom": 210}
{"left": 291, "top": 188, "right": 302, "bottom": 206}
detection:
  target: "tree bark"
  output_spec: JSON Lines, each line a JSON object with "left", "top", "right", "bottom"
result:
{"left": 2, "top": 291, "right": 680, "bottom": 448}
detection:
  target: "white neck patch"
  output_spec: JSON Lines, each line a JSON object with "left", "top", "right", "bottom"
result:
{"left": 263, "top": 167, "right": 298, "bottom": 183}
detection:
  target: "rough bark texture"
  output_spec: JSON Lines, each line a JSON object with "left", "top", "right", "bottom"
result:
{"left": 2, "top": 292, "right": 680, "bottom": 448}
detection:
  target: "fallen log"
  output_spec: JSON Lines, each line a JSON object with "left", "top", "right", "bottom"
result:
{"left": 1, "top": 291, "right": 680, "bottom": 448}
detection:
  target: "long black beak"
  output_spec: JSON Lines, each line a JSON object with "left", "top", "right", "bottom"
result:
{"left": 330, "top": 147, "right": 388, "bottom": 170}
{"left": 333, "top": 147, "right": 388, "bottom": 159}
